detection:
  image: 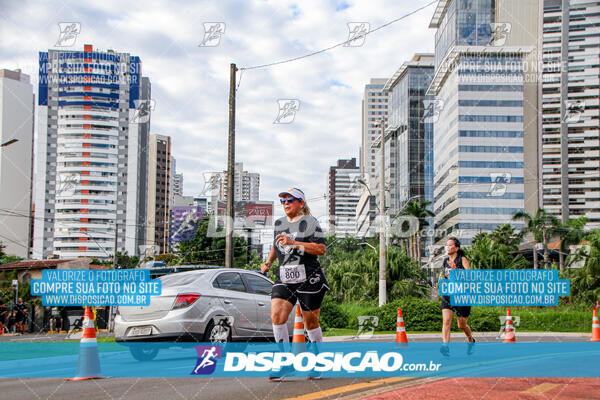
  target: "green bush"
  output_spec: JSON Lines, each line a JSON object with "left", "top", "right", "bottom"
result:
{"left": 344, "top": 298, "right": 442, "bottom": 332}
{"left": 339, "top": 301, "right": 596, "bottom": 333}
{"left": 319, "top": 295, "right": 349, "bottom": 331}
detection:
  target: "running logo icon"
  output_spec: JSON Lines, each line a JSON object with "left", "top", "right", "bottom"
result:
{"left": 132, "top": 99, "right": 155, "bottom": 124}
{"left": 489, "top": 23, "right": 511, "bottom": 46}
{"left": 55, "top": 23, "right": 81, "bottom": 47}
{"left": 274, "top": 99, "right": 300, "bottom": 124}
{"left": 199, "top": 23, "right": 226, "bottom": 47}
{"left": 344, "top": 23, "right": 369, "bottom": 47}
{"left": 191, "top": 345, "right": 223, "bottom": 375}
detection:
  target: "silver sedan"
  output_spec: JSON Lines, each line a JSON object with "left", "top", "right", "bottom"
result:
{"left": 114, "top": 268, "right": 294, "bottom": 346}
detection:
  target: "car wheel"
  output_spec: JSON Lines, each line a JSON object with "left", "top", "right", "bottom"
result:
{"left": 129, "top": 346, "right": 159, "bottom": 361}
{"left": 204, "top": 319, "right": 232, "bottom": 343}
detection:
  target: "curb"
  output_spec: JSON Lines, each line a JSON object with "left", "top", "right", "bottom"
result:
{"left": 325, "top": 332, "right": 590, "bottom": 342}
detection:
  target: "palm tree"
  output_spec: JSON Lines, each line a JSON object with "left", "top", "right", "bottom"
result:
{"left": 399, "top": 200, "right": 434, "bottom": 268}
{"left": 568, "top": 229, "right": 600, "bottom": 303}
{"left": 489, "top": 224, "right": 523, "bottom": 248}
{"left": 554, "top": 216, "right": 588, "bottom": 271}
{"left": 513, "top": 209, "right": 559, "bottom": 269}
{"left": 463, "top": 234, "right": 529, "bottom": 269}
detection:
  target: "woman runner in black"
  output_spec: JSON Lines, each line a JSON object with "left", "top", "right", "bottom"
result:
{"left": 440, "top": 237, "right": 475, "bottom": 355}
{"left": 261, "top": 188, "right": 328, "bottom": 380}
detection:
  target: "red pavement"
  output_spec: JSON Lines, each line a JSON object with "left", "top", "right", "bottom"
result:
{"left": 361, "top": 378, "right": 600, "bottom": 400}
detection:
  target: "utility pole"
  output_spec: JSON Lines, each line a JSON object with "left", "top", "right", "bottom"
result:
{"left": 378, "top": 117, "right": 387, "bottom": 307}
{"left": 225, "top": 63, "right": 237, "bottom": 268}
{"left": 113, "top": 223, "right": 118, "bottom": 268}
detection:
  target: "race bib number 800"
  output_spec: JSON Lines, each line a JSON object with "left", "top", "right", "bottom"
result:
{"left": 281, "top": 264, "right": 307, "bottom": 284}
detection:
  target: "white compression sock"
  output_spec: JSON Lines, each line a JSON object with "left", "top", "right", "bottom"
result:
{"left": 306, "top": 326, "right": 323, "bottom": 342}
{"left": 272, "top": 323, "right": 289, "bottom": 342}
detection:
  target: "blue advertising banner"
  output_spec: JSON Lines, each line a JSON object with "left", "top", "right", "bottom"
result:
{"left": 0, "top": 342, "right": 598, "bottom": 378}
{"left": 30, "top": 269, "right": 161, "bottom": 306}
{"left": 438, "top": 269, "right": 570, "bottom": 306}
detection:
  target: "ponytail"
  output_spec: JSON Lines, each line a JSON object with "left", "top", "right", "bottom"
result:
{"left": 302, "top": 202, "right": 311, "bottom": 215}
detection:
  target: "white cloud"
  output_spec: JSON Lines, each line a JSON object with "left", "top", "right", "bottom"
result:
{"left": 0, "top": 0, "right": 436, "bottom": 222}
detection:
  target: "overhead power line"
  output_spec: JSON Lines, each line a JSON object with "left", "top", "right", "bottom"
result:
{"left": 240, "top": 1, "right": 437, "bottom": 71}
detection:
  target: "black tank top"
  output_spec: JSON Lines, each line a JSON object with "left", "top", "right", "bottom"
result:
{"left": 442, "top": 254, "right": 464, "bottom": 279}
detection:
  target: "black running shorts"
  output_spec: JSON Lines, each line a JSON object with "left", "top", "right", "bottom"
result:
{"left": 271, "top": 269, "right": 329, "bottom": 311}
{"left": 441, "top": 295, "right": 471, "bottom": 318}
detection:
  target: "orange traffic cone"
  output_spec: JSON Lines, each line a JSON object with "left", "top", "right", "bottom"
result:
{"left": 291, "top": 305, "right": 306, "bottom": 353}
{"left": 395, "top": 308, "right": 408, "bottom": 344}
{"left": 503, "top": 307, "right": 516, "bottom": 343}
{"left": 68, "top": 307, "right": 102, "bottom": 381}
{"left": 591, "top": 308, "right": 600, "bottom": 342}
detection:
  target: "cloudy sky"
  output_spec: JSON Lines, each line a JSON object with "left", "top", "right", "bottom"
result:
{"left": 0, "top": 0, "right": 436, "bottom": 221}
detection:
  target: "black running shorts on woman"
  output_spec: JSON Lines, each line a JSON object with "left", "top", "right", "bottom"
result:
{"left": 271, "top": 215, "right": 329, "bottom": 311}
{"left": 440, "top": 255, "right": 471, "bottom": 318}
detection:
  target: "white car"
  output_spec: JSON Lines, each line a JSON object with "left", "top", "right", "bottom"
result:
{"left": 114, "top": 268, "right": 294, "bottom": 359}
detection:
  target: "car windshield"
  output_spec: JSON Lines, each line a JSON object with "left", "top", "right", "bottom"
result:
{"left": 159, "top": 273, "right": 204, "bottom": 288}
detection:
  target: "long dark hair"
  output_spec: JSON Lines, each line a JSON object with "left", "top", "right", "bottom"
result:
{"left": 448, "top": 237, "right": 465, "bottom": 259}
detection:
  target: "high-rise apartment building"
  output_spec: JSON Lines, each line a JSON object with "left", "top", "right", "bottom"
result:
{"left": 33, "top": 44, "right": 151, "bottom": 260}
{"left": 146, "top": 134, "right": 171, "bottom": 254}
{"left": 328, "top": 158, "right": 360, "bottom": 236}
{"left": 170, "top": 155, "right": 183, "bottom": 197}
{"left": 357, "top": 79, "right": 388, "bottom": 237}
{"left": 361, "top": 79, "right": 389, "bottom": 180}
{"left": 218, "top": 162, "right": 260, "bottom": 202}
{"left": 428, "top": 0, "right": 541, "bottom": 247}
{"left": 541, "top": 0, "right": 600, "bottom": 227}
{"left": 173, "top": 173, "right": 183, "bottom": 196}
{"left": 0, "top": 69, "right": 34, "bottom": 258}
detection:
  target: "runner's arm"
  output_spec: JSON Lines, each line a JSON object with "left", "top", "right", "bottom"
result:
{"left": 261, "top": 247, "right": 277, "bottom": 274}
{"left": 290, "top": 241, "right": 326, "bottom": 256}
{"left": 462, "top": 257, "right": 471, "bottom": 269}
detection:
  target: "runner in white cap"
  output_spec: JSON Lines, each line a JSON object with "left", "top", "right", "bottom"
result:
{"left": 261, "top": 187, "right": 328, "bottom": 380}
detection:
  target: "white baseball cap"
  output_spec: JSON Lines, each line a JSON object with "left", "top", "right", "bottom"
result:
{"left": 278, "top": 187, "right": 305, "bottom": 201}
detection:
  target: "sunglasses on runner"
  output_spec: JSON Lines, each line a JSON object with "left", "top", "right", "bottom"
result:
{"left": 280, "top": 197, "right": 299, "bottom": 205}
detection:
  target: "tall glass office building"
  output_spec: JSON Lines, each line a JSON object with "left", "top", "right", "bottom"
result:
{"left": 428, "top": 0, "right": 540, "bottom": 247}
{"left": 33, "top": 44, "right": 150, "bottom": 260}
{"left": 384, "top": 54, "right": 435, "bottom": 254}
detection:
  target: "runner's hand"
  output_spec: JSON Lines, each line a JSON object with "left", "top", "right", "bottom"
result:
{"left": 275, "top": 234, "right": 295, "bottom": 246}
{"left": 260, "top": 262, "right": 271, "bottom": 275}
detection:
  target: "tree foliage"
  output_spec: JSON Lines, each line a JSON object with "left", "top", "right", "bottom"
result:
{"left": 566, "top": 229, "right": 600, "bottom": 304}
{"left": 321, "top": 236, "right": 427, "bottom": 304}
{"left": 463, "top": 228, "right": 529, "bottom": 269}
{"left": 175, "top": 216, "right": 253, "bottom": 268}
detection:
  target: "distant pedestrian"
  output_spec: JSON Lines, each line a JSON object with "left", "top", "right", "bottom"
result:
{"left": 14, "top": 298, "right": 29, "bottom": 334}
{"left": 7, "top": 310, "right": 17, "bottom": 333}
{"left": 0, "top": 302, "right": 7, "bottom": 334}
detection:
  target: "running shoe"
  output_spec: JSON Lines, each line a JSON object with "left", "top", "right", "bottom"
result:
{"left": 467, "top": 337, "right": 476, "bottom": 355}
{"left": 306, "top": 370, "right": 322, "bottom": 380}
{"left": 439, "top": 344, "right": 450, "bottom": 357}
{"left": 268, "top": 366, "right": 295, "bottom": 382}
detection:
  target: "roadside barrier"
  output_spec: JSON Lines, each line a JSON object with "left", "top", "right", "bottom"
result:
{"left": 67, "top": 306, "right": 103, "bottom": 381}
{"left": 591, "top": 308, "right": 600, "bottom": 342}
{"left": 395, "top": 308, "right": 408, "bottom": 344}
{"left": 503, "top": 307, "right": 516, "bottom": 343}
